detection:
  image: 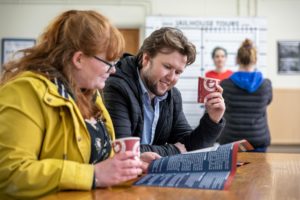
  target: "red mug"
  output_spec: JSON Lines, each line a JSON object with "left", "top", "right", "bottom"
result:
{"left": 198, "top": 77, "right": 220, "bottom": 103}
{"left": 112, "top": 137, "right": 140, "bottom": 160}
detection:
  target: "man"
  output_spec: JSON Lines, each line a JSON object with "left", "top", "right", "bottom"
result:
{"left": 104, "top": 27, "right": 225, "bottom": 156}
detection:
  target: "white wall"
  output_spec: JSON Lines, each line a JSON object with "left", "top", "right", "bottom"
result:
{"left": 258, "top": 0, "right": 300, "bottom": 88}
{"left": 0, "top": 0, "right": 299, "bottom": 88}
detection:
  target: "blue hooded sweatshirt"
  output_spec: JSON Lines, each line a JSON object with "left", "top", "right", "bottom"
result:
{"left": 230, "top": 71, "right": 264, "bottom": 93}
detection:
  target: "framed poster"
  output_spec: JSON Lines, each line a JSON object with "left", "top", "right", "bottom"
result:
{"left": 278, "top": 41, "right": 300, "bottom": 74}
{"left": 1, "top": 38, "right": 36, "bottom": 65}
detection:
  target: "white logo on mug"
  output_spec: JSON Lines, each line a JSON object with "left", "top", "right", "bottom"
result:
{"left": 204, "top": 79, "right": 217, "bottom": 92}
{"left": 113, "top": 140, "right": 126, "bottom": 153}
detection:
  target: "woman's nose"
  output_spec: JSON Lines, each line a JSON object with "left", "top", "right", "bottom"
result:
{"left": 108, "top": 66, "right": 116, "bottom": 74}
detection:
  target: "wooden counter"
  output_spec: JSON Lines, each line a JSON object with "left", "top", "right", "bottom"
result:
{"left": 41, "top": 153, "right": 300, "bottom": 200}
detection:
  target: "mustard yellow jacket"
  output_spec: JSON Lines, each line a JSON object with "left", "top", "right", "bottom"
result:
{"left": 0, "top": 71, "right": 115, "bottom": 199}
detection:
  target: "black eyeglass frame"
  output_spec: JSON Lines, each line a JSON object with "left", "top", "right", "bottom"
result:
{"left": 93, "top": 56, "right": 116, "bottom": 73}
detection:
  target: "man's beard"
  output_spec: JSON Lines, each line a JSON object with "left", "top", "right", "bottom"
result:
{"left": 143, "top": 74, "right": 165, "bottom": 97}
{"left": 142, "top": 66, "right": 167, "bottom": 97}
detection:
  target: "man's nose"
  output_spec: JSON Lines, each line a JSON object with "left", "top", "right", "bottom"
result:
{"left": 166, "top": 69, "right": 176, "bottom": 81}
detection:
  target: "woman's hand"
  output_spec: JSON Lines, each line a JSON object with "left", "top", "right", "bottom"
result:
{"left": 205, "top": 85, "right": 225, "bottom": 123}
{"left": 94, "top": 151, "right": 142, "bottom": 187}
{"left": 140, "top": 152, "right": 161, "bottom": 173}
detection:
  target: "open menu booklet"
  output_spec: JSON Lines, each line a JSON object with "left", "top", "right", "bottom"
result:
{"left": 134, "top": 140, "right": 253, "bottom": 190}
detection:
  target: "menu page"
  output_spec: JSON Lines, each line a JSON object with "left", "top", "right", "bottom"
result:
{"left": 134, "top": 143, "right": 238, "bottom": 190}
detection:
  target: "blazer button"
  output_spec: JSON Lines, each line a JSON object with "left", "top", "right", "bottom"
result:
{"left": 77, "top": 137, "right": 82, "bottom": 142}
{"left": 47, "top": 97, "right": 52, "bottom": 102}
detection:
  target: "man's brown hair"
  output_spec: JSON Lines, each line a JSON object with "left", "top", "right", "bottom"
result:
{"left": 137, "top": 27, "right": 196, "bottom": 67}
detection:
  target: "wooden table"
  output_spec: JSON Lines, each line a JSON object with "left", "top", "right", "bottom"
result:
{"left": 41, "top": 153, "right": 300, "bottom": 200}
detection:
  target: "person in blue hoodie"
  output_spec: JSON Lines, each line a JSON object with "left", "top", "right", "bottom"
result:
{"left": 218, "top": 39, "right": 273, "bottom": 152}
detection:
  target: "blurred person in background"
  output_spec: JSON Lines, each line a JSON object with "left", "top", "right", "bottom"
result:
{"left": 205, "top": 46, "right": 233, "bottom": 81}
{"left": 218, "top": 39, "right": 272, "bottom": 152}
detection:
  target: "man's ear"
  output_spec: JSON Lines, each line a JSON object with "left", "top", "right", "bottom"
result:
{"left": 142, "top": 53, "right": 150, "bottom": 68}
{"left": 72, "top": 51, "right": 84, "bottom": 69}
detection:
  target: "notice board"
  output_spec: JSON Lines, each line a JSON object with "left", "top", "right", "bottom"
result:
{"left": 145, "top": 16, "right": 267, "bottom": 127}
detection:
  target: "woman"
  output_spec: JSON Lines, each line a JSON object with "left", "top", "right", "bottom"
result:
{"left": 0, "top": 10, "right": 158, "bottom": 199}
{"left": 205, "top": 46, "right": 233, "bottom": 81}
{"left": 218, "top": 39, "right": 272, "bottom": 152}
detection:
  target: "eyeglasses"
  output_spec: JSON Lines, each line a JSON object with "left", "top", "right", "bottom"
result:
{"left": 93, "top": 56, "right": 117, "bottom": 73}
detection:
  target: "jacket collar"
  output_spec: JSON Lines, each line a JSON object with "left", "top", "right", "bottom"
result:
{"left": 16, "top": 71, "right": 71, "bottom": 103}
{"left": 17, "top": 71, "right": 85, "bottom": 130}
{"left": 114, "top": 53, "right": 140, "bottom": 85}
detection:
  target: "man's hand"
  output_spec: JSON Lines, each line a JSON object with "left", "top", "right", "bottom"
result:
{"left": 140, "top": 152, "right": 161, "bottom": 173}
{"left": 174, "top": 142, "right": 187, "bottom": 153}
{"left": 205, "top": 85, "right": 225, "bottom": 123}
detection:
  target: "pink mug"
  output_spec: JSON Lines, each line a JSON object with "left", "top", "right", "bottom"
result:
{"left": 112, "top": 137, "right": 140, "bottom": 160}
